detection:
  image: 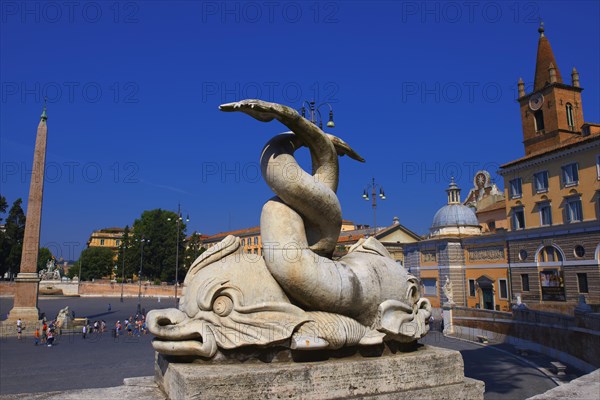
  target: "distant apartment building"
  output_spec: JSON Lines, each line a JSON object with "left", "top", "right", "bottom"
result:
{"left": 203, "top": 218, "right": 421, "bottom": 265}
{"left": 87, "top": 227, "right": 125, "bottom": 260}
{"left": 203, "top": 226, "right": 263, "bottom": 256}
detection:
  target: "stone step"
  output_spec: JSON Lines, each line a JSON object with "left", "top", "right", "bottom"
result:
{"left": 156, "top": 345, "right": 484, "bottom": 400}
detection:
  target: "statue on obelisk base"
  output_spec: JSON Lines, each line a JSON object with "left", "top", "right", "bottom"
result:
{"left": 5, "top": 102, "right": 48, "bottom": 327}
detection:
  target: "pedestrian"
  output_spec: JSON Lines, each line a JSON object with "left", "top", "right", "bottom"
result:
{"left": 47, "top": 330, "right": 54, "bottom": 347}
{"left": 135, "top": 319, "right": 142, "bottom": 336}
{"left": 115, "top": 321, "right": 121, "bottom": 336}
{"left": 34, "top": 328, "right": 40, "bottom": 346}
{"left": 16, "top": 318, "right": 22, "bottom": 340}
{"left": 82, "top": 324, "right": 87, "bottom": 339}
{"left": 41, "top": 322, "right": 47, "bottom": 344}
{"left": 108, "top": 303, "right": 111, "bottom": 312}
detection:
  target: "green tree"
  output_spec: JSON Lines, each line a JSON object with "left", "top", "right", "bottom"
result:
{"left": 183, "top": 231, "right": 205, "bottom": 280}
{"left": 0, "top": 195, "right": 7, "bottom": 220}
{"left": 116, "top": 225, "right": 135, "bottom": 281}
{"left": 0, "top": 194, "right": 8, "bottom": 278}
{"left": 0, "top": 198, "right": 26, "bottom": 278}
{"left": 69, "top": 247, "right": 115, "bottom": 281}
{"left": 129, "top": 209, "right": 187, "bottom": 282}
{"left": 37, "top": 248, "right": 54, "bottom": 271}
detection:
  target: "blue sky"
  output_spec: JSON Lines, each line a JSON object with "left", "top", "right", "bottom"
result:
{"left": 1, "top": 1, "right": 599, "bottom": 261}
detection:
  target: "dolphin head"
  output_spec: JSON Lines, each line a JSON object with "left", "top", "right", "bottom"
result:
{"left": 147, "top": 243, "right": 308, "bottom": 358}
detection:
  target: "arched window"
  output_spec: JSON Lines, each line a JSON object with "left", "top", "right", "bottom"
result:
{"left": 534, "top": 110, "right": 545, "bottom": 132}
{"left": 538, "top": 246, "right": 563, "bottom": 262}
{"left": 566, "top": 103, "right": 574, "bottom": 129}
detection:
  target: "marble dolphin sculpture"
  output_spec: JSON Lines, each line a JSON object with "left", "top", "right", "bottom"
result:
{"left": 148, "top": 99, "right": 432, "bottom": 358}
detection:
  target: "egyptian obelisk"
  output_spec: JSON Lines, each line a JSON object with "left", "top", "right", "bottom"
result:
{"left": 7, "top": 102, "right": 48, "bottom": 325}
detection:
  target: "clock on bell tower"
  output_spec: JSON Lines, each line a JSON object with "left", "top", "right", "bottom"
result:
{"left": 517, "top": 22, "right": 585, "bottom": 155}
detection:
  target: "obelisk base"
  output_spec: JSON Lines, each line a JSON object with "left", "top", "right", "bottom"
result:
{"left": 155, "top": 345, "right": 484, "bottom": 400}
{"left": 5, "top": 273, "right": 41, "bottom": 327}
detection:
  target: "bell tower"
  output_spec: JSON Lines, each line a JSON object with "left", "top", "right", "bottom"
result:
{"left": 517, "top": 22, "right": 585, "bottom": 155}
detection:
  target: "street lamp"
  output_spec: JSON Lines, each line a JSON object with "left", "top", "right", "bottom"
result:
{"left": 120, "top": 242, "right": 127, "bottom": 303}
{"left": 361, "top": 177, "right": 386, "bottom": 235}
{"left": 191, "top": 232, "right": 203, "bottom": 260}
{"left": 137, "top": 237, "right": 149, "bottom": 315}
{"left": 300, "top": 100, "right": 335, "bottom": 129}
{"left": 167, "top": 204, "right": 189, "bottom": 307}
{"left": 78, "top": 254, "right": 83, "bottom": 284}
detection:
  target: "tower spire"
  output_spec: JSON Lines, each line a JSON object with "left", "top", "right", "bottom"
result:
{"left": 41, "top": 97, "right": 48, "bottom": 121}
{"left": 533, "top": 21, "right": 562, "bottom": 91}
{"left": 446, "top": 177, "right": 461, "bottom": 205}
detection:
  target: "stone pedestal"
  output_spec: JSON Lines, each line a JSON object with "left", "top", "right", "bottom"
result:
{"left": 155, "top": 345, "right": 483, "bottom": 400}
{"left": 442, "top": 303, "right": 454, "bottom": 335}
{"left": 5, "top": 273, "right": 41, "bottom": 327}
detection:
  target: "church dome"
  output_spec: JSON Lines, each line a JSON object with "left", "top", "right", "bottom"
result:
{"left": 430, "top": 178, "right": 481, "bottom": 237}
{"left": 432, "top": 204, "right": 479, "bottom": 228}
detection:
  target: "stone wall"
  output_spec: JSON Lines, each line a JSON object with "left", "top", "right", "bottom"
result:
{"left": 0, "top": 281, "right": 178, "bottom": 298}
{"left": 0, "top": 282, "right": 16, "bottom": 297}
{"left": 451, "top": 306, "right": 600, "bottom": 369}
{"left": 527, "top": 369, "right": 600, "bottom": 400}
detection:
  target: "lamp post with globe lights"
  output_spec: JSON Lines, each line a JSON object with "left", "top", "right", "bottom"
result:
{"left": 299, "top": 100, "right": 335, "bottom": 129}
{"left": 361, "top": 177, "right": 386, "bottom": 235}
{"left": 167, "top": 204, "right": 189, "bottom": 306}
{"left": 137, "top": 237, "right": 149, "bottom": 315}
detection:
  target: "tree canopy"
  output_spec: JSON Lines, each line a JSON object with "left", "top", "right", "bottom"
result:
{"left": 37, "top": 248, "right": 54, "bottom": 272}
{"left": 0, "top": 197, "right": 26, "bottom": 278}
{"left": 68, "top": 247, "right": 116, "bottom": 281}
{"left": 117, "top": 209, "right": 188, "bottom": 282}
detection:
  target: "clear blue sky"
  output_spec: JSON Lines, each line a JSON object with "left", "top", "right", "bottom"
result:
{"left": 1, "top": 1, "right": 599, "bottom": 261}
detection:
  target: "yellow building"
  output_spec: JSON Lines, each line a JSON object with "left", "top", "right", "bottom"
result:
{"left": 204, "top": 226, "right": 263, "bottom": 256}
{"left": 406, "top": 25, "right": 600, "bottom": 314}
{"left": 492, "top": 24, "right": 600, "bottom": 313}
{"left": 87, "top": 227, "right": 124, "bottom": 260}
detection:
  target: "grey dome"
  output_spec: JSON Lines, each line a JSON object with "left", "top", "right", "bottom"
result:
{"left": 432, "top": 204, "right": 479, "bottom": 228}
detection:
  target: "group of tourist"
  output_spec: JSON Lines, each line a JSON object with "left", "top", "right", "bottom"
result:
{"left": 28, "top": 319, "right": 59, "bottom": 347}
{"left": 82, "top": 320, "right": 107, "bottom": 339}
{"left": 15, "top": 308, "right": 150, "bottom": 345}
{"left": 115, "top": 313, "right": 147, "bottom": 337}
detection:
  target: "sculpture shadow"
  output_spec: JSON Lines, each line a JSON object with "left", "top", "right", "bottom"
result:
{"left": 160, "top": 341, "right": 423, "bottom": 365}
{"left": 84, "top": 311, "right": 117, "bottom": 319}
